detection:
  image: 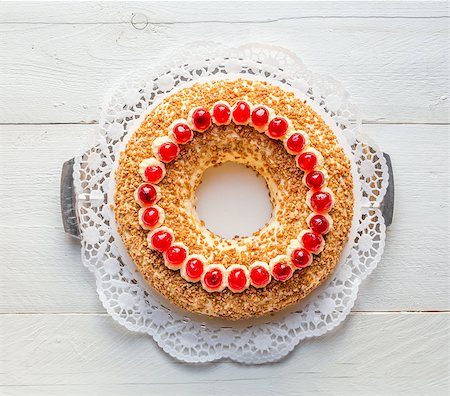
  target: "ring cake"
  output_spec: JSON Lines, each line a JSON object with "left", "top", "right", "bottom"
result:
{"left": 114, "top": 79, "right": 354, "bottom": 320}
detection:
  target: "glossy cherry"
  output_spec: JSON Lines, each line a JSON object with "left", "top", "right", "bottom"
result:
{"left": 267, "top": 117, "right": 289, "bottom": 138}
{"left": 137, "top": 184, "right": 158, "bottom": 206}
{"left": 272, "top": 261, "right": 293, "bottom": 281}
{"left": 150, "top": 230, "right": 173, "bottom": 252}
{"left": 286, "top": 133, "right": 306, "bottom": 154}
{"left": 310, "top": 191, "right": 333, "bottom": 213}
{"left": 213, "top": 103, "right": 231, "bottom": 124}
{"left": 309, "top": 214, "right": 330, "bottom": 234}
{"left": 141, "top": 207, "right": 160, "bottom": 228}
{"left": 305, "top": 170, "right": 325, "bottom": 189}
{"left": 172, "top": 123, "right": 193, "bottom": 144}
{"left": 249, "top": 265, "right": 270, "bottom": 287}
{"left": 251, "top": 106, "right": 269, "bottom": 127}
{"left": 297, "top": 152, "right": 318, "bottom": 171}
{"left": 228, "top": 268, "right": 248, "bottom": 291}
{"left": 158, "top": 142, "right": 179, "bottom": 163}
{"left": 185, "top": 258, "right": 204, "bottom": 280}
{"left": 192, "top": 108, "right": 212, "bottom": 131}
{"left": 291, "top": 248, "right": 312, "bottom": 269}
{"left": 165, "top": 245, "right": 187, "bottom": 266}
{"left": 203, "top": 268, "right": 223, "bottom": 290}
{"left": 301, "top": 232, "right": 323, "bottom": 253}
{"left": 144, "top": 165, "right": 164, "bottom": 183}
{"left": 232, "top": 101, "right": 251, "bottom": 123}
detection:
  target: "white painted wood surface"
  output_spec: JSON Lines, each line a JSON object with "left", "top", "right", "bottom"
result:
{"left": 0, "top": 1, "right": 448, "bottom": 124}
{"left": 1, "top": 313, "right": 448, "bottom": 395}
{"left": 0, "top": 2, "right": 448, "bottom": 395}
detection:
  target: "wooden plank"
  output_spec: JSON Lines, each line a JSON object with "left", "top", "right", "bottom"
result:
{"left": 0, "top": 123, "right": 448, "bottom": 313}
{"left": 0, "top": 128, "right": 99, "bottom": 313}
{"left": 0, "top": 5, "right": 448, "bottom": 124}
{"left": 0, "top": 124, "right": 95, "bottom": 227}
{"left": 0, "top": 313, "right": 448, "bottom": 395}
{"left": 0, "top": 1, "right": 448, "bottom": 23}
{"left": 0, "top": 124, "right": 103, "bottom": 313}
{"left": 352, "top": 124, "right": 450, "bottom": 311}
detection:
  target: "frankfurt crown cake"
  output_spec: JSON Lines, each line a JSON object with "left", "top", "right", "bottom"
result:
{"left": 114, "top": 79, "right": 354, "bottom": 320}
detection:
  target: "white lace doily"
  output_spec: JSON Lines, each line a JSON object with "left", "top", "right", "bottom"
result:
{"left": 72, "top": 44, "right": 388, "bottom": 363}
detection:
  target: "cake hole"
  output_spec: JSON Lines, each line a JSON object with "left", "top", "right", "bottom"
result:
{"left": 195, "top": 162, "right": 273, "bottom": 239}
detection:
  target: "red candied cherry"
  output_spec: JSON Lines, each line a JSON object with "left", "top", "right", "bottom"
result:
{"left": 305, "top": 170, "right": 325, "bottom": 189}
{"left": 291, "top": 248, "right": 312, "bottom": 269}
{"left": 272, "top": 261, "right": 293, "bottom": 281}
{"left": 301, "top": 232, "right": 324, "bottom": 253}
{"left": 172, "top": 123, "right": 193, "bottom": 144}
{"left": 213, "top": 103, "right": 231, "bottom": 124}
{"left": 141, "top": 207, "right": 160, "bottom": 228}
{"left": 185, "top": 258, "right": 204, "bottom": 281}
{"left": 144, "top": 165, "right": 164, "bottom": 184}
{"left": 309, "top": 214, "right": 330, "bottom": 234}
{"left": 192, "top": 108, "right": 212, "bottom": 132}
{"left": 137, "top": 183, "right": 158, "bottom": 206}
{"left": 297, "top": 151, "right": 318, "bottom": 171}
{"left": 203, "top": 268, "right": 224, "bottom": 290}
{"left": 158, "top": 141, "right": 179, "bottom": 163}
{"left": 227, "top": 268, "right": 248, "bottom": 292}
{"left": 251, "top": 106, "right": 270, "bottom": 127}
{"left": 150, "top": 230, "right": 173, "bottom": 252}
{"left": 267, "top": 117, "right": 289, "bottom": 139}
{"left": 286, "top": 133, "right": 306, "bottom": 154}
{"left": 232, "top": 101, "right": 251, "bottom": 124}
{"left": 310, "top": 191, "right": 333, "bottom": 213}
{"left": 165, "top": 245, "right": 187, "bottom": 267}
{"left": 250, "top": 265, "right": 270, "bottom": 287}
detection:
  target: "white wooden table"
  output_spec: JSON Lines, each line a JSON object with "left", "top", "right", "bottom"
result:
{"left": 1, "top": 2, "right": 449, "bottom": 395}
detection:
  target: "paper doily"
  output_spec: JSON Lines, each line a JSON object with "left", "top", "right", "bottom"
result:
{"left": 71, "top": 44, "right": 388, "bottom": 363}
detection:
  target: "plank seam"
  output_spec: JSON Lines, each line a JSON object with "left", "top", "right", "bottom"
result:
{"left": 1, "top": 15, "right": 450, "bottom": 25}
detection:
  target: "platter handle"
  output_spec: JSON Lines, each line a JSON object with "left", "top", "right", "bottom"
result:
{"left": 381, "top": 152, "right": 394, "bottom": 227}
{"left": 60, "top": 158, "right": 81, "bottom": 239}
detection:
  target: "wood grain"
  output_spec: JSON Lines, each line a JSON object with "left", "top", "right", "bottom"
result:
{"left": 1, "top": 313, "right": 448, "bottom": 395}
{"left": 0, "top": 124, "right": 448, "bottom": 313}
{"left": 0, "top": 2, "right": 448, "bottom": 124}
{"left": 1, "top": 1, "right": 449, "bottom": 22}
